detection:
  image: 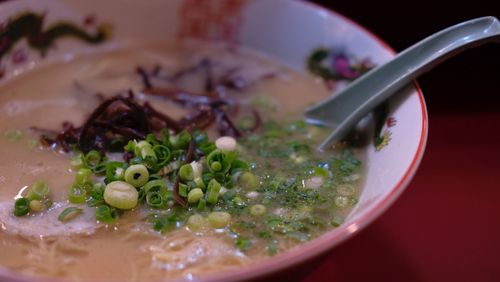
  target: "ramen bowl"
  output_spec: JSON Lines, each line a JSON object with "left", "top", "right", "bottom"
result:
{"left": 0, "top": 0, "right": 427, "bottom": 281}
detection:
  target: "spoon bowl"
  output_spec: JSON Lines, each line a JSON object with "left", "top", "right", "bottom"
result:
{"left": 304, "top": 16, "right": 500, "bottom": 151}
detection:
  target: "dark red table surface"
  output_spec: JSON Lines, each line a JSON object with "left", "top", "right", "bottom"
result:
{"left": 300, "top": 1, "right": 500, "bottom": 282}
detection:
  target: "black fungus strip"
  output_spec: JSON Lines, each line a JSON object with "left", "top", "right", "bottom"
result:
{"left": 30, "top": 126, "right": 58, "bottom": 135}
{"left": 214, "top": 109, "right": 241, "bottom": 138}
{"left": 79, "top": 94, "right": 151, "bottom": 152}
{"left": 201, "top": 58, "right": 215, "bottom": 92}
{"left": 151, "top": 64, "right": 162, "bottom": 76}
{"left": 246, "top": 108, "right": 262, "bottom": 133}
{"left": 171, "top": 58, "right": 209, "bottom": 81}
{"left": 38, "top": 58, "right": 274, "bottom": 154}
{"left": 185, "top": 134, "right": 195, "bottom": 163}
{"left": 136, "top": 66, "right": 153, "bottom": 89}
{"left": 178, "top": 107, "right": 215, "bottom": 130}
{"left": 93, "top": 120, "right": 146, "bottom": 140}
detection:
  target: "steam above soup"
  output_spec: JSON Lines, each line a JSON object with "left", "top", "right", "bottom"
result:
{"left": 0, "top": 42, "right": 362, "bottom": 281}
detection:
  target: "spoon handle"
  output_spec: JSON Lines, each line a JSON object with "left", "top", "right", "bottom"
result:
{"left": 304, "top": 16, "right": 500, "bottom": 150}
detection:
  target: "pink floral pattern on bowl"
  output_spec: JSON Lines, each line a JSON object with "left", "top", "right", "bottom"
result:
{"left": 0, "top": 11, "right": 110, "bottom": 79}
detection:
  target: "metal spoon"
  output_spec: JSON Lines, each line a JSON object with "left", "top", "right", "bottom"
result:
{"left": 304, "top": 16, "right": 500, "bottom": 151}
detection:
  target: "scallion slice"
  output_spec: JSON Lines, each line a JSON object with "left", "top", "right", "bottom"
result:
{"left": 58, "top": 207, "right": 83, "bottom": 222}
{"left": 95, "top": 205, "right": 118, "bottom": 224}
{"left": 206, "top": 179, "right": 221, "bottom": 204}
{"left": 146, "top": 192, "right": 163, "bottom": 208}
{"left": 68, "top": 185, "right": 87, "bottom": 204}
{"left": 27, "top": 181, "right": 50, "bottom": 201}
{"left": 13, "top": 198, "right": 30, "bottom": 217}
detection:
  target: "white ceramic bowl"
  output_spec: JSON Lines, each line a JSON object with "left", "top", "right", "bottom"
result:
{"left": 0, "top": 0, "right": 427, "bottom": 281}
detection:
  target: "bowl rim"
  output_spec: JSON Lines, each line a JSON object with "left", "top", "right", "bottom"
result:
{"left": 0, "top": 1, "right": 428, "bottom": 282}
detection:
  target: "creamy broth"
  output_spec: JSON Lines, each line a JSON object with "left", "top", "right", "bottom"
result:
{"left": 0, "top": 43, "right": 362, "bottom": 281}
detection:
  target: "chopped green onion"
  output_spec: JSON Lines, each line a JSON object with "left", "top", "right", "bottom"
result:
{"left": 237, "top": 172, "right": 259, "bottom": 189}
{"left": 313, "top": 167, "right": 329, "bottom": 178}
{"left": 105, "top": 161, "right": 126, "bottom": 183}
{"left": 163, "top": 191, "right": 174, "bottom": 207}
{"left": 193, "top": 177, "right": 205, "bottom": 189}
{"left": 124, "top": 164, "right": 149, "bottom": 187}
{"left": 187, "top": 214, "right": 207, "bottom": 231}
{"left": 334, "top": 196, "right": 349, "bottom": 208}
{"left": 128, "top": 157, "right": 143, "bottom": 165}
{"left": 207, "top": 211, "right": 231, "bottom": 228}
{"left": 207, "top": 149, "right": 231, "bottom": 173}
{"left": 230, "top": 159, "right": 249, "bottom": 171}
{"left": 140, "top": 146, "right": 157, "bottom": 167}
{"left": 75, "top": 168, "right": 92, "bottom": 186}
{"left": 137, "top": 187, "right": 146, "bottom": 202}
{"left": 206, "top": 179, "right": 221, "bottom": 204}
{"left": 136, "top": 140, "right": 151, "bottom": 150}
{"left": 179, "top": 164, "right": 194, "bottom": 181}
{"left": 331, "top": 216, "right": 344, "bottom": 227}
{"left": 210, "top": 161, "right": 222, "bottom": 172}
{"left": 29, "top": 200, "right": 44, "bottom": 213}
{"left": 4, "top": 129, "right": 23, "bottom": 142}
{"left": 193, "top": 131, "right": 216, "bottom": 155}
{"left": 178, "top": 183, "right": 188, "bottom": 198}
{"left": 169, "top": 131, "right": 191, "bottom": 149}
{"left": 58, "top": 207, "right": 83, "bottom": 222}
{"left": 190, "top": 161, "right": 203, "bottom": 179}
{"left": 153, "top": 144, "right": 171, "bottom": 166}
{"left": 87, "top": 183, "right": 105, "bottom": 207}
{"left": 114, "top": 167, "right": 125, "bottom": 179}
{"left": 124, "top": 140, "right": 136, "bottom": 153}
{"left": 14, "top": 198, "right": 30, "bottom": 216}
{"left": 159, "top": 128, "right": 170, "bottom": 145}
{"left": 142, "top": 179, "right": 167, "bottom": 194}
{"left": 146, "top": 192, "right": 164, "bottom": 208}
{"left": 148, "top": 212, "right": 178, "bottom": 233}
{"left": 27, "top": 181, "right": 50, "bottom": 201}
{"left": 92, "top": 162, "right": 107, "bottom": 174}
{"left": 187, "top": 188, "right": 204, "bottom": 204}
{"left": 250, "top": 204, "right": 267, "bottom": 216}
{"left": 84, "top": 150, "right": 101, "bottom": 168}
{"left": 104, "top": 181, "right": 139, "bottom": 210}
{"left": 95, "top": 205, "right": 118, "bottom": 224}
{"left": 197, "top": 198, "right": 206, "bottom": 210}
{"left": 145, "top": 133, "right": 160, "bottom": 146}
{"left": 232, "top": 196, "right": 245, "bottom": 206}
{"left": 336, "top": 185, "right": 355, "bottom": 196}
{"left": 235, "top": 237, "right": 253, "bottom": 251}
{"left": 68, "top": 185, "right": 87, "bottom": 204}
{"left": 70, "top": 154, "right": 85, "bottom": 170}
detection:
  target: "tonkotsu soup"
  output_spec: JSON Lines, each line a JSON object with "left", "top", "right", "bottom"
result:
{"left": 0, "top": 42, "right": 363, "bottom": 281}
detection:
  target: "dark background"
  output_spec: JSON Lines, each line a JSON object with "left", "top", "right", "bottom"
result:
{"left": 299, "top": 1, "right": 500, "bottom": 282}
{"left": 313, "top": 0, "right": 500, "bottom": 114}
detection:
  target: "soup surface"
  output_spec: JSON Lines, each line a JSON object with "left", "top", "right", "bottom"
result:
{"left": 0, "top": 42, "right": 362, "bottom": 281}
